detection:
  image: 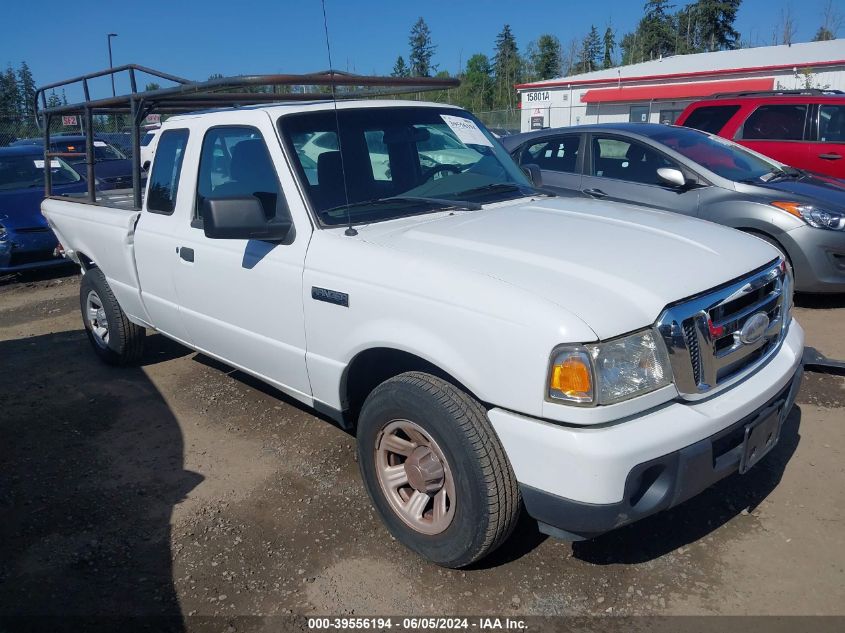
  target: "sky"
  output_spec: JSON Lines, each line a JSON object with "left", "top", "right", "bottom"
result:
{"left": 1, "top": 0, "right": 839, "bottom": 100}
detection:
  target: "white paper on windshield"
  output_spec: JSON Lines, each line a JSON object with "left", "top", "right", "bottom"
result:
{"left": 440, "top": 114, "right": 493, "bottom": 147}
{"left": 34, "top": 159, "right": 61, "bottom": 168}
{"left": 93, "top": 140, "right": 107, "bottom": 147}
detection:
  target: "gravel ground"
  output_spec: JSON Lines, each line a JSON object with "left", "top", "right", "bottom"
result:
{"left": 1, "top": 269, "right": 843, "bottom": 630}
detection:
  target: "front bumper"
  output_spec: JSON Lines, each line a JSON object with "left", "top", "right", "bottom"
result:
{"left": 487, "top": 319, "right": 805, "bottom": 539}
{"left": 781, "top": 225, "right": 845, "bottom": 293}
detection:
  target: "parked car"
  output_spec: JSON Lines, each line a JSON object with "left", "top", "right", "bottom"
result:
{"left": 13, "top": 135, "right": 136, "bottom": 190}
{"left": 676, "top": 90, "right": 845, "bottom": 179}
{"left": 503, "top": 123, "right": 845, "bottom": 293}
{"left": 140, "top": 127, "right": 162, "bottom": 171}
{"left": 0, "top": 146, "right": 89, "bottom": 272}
{"left": 97, "top": 132, "right": 134, "bottom": 158}
{"left": 44, "top": 99, "right": 803, "bottom": 568}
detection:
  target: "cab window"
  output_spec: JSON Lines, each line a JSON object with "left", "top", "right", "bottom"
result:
{"left": 195, "top": 126, "right": 288, "bottom": 222}
{"left": 146, "top": 129, "right": 189, "bottom": 215}
{"left": 681, "top": 105, "right": 740, "bottom": 134}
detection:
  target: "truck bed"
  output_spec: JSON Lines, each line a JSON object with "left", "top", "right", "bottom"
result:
{"left": 41, "top": 195, "right": 151, "bottom": 327}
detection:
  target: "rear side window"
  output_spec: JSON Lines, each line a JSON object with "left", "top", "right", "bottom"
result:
{"left": 520, "top": 135, "right": 581, "bottom": 174}
{"left": 740, "top": 104, "right": 808, "bottom": 141}
{"left": 819, "top": 105, "right": 845, "bottom": 142}
{"left": 146, "top": 129, "right": 189, "bottom": 215}
{"left": 681, "top": 105, "right": 740, "bottom": 134}
{"left": 195, "top": 126, "right": 287, "bottom": 221}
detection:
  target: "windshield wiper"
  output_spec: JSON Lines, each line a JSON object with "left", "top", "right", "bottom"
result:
{"left": 761, "top": 167, "right": 803, "bottom": 182}
{"left": 457, "top": 182, "right": 555, "bottom": 198}
{"left": 324, "top": 196, "right": 481, "bottom": 215}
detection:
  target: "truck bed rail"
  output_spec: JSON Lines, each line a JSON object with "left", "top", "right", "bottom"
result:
{"left": 36, "top": 65, "right": 460, "bottom": 210}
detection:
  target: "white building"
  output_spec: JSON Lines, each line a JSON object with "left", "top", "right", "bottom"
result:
{"left": 517, "top": 39, "right": 845, "bottom": 132}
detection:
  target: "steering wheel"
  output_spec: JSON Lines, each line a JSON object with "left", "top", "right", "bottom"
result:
{"left": 421, "top": 163, "right": 463, "bottom": 181}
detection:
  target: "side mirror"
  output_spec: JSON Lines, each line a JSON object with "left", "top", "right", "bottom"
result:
{"left": 202, "top": 196, "right": 292, "bottom": 241}
{"left": 657, "top": 167, "right": 687, "bottom": 188}
{"left": 521, "top": 163, "right": 543, "bottom": 187}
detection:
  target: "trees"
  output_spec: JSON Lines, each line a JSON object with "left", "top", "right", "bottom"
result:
{"left": 17, "top": 62, "right": 36, "bottom": 118}
{"left": 693, "top": 0, "right": 741, "bottom": 51}
{"left": 0, "top": 66, "right": 20, "bottom": 118}
{"left": 391, "top": 56, "right": 410, "bottom": 78}
{"left": 531, "top": 34, "right": 562, "bottom": 80}
{"left": 493, "top": 25, "right": 521, "bottom": 110}
{"left": 409, "top": 17, "right": 436, "bottom": 77}
{"left": 603, "top": 26, "right": 616, "bottom": 68}
{"left": 813, "top": 0, "right": 843, "bottom": 41}
{"left": 463, "top": 53, "right": 493, "bottom": 111}
{"left": 574, "top": 26, "right": 602, "bottom": 74}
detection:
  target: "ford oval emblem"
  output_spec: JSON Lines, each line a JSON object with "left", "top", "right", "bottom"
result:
{"left": 739, "top": 312, "right": 770, "bottom": 345}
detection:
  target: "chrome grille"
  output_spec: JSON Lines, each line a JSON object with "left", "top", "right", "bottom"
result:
{"left": 656, "top": 259, "right": 790, "bottom": 400}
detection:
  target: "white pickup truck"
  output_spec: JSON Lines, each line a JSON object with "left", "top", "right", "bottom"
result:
{"left": 42, "top": 99, "right": 804, "bottom": 568}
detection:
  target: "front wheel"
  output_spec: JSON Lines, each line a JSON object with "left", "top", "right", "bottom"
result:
{"left": 357, "top": 372, "right": 521, "bottom": 568}
{"left": 80, "top": 268, "right": 145, "bottom": 366}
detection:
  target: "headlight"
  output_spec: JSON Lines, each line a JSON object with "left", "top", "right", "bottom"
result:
{"left": 771, "top": 201, "right": 844, "bottom": 231}
{"left": 548, "top": 329, "right": 672, "bottom": 406}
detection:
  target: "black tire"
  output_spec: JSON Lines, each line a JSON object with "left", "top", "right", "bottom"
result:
{"left": 79, "top": 267, "right": 145, "bottom": 366}
{"left": 357, "top": 371, "right": 521, "bottom": 568}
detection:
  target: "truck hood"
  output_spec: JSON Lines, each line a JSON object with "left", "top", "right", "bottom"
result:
{"left": 358, "top": 197, "right": 779, "bottom": 340}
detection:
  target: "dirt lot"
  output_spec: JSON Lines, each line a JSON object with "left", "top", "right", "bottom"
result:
{"left": 1, "top": 269, "right": 844, "bottom": 629}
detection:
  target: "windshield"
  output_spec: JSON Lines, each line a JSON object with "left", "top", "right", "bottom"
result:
{"left": 52, "top": 140, "right": 126, "bottom": 162}
{"left": 0, "top": 154, "right": 81, "bottom": 190}
{"left": 649, "top": 126, "right": 781, "bottom": 182}
{"left": 279, "top": 106, "right": 533, "bottom": 226}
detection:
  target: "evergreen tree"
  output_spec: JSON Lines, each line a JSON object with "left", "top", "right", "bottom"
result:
{"left": 408, "top": 17, "right": 436, "bottom": 77}
{"left": 575, "top": 26, "right": 602, "bottom": 73}
{"left": 145, "top": 82, "right": 161, "bottom": 91}
{"left": 391, "top": 56, "right": 410, "bottom": 78}
{"left": 0, "top": 66, "right": 20, "bottom": 118}
{"left": 16, "top": 61, "right": 36, "bottom": 118}
{"left": 46, "top": 90, "right": 61, "bottom": 108}
{"left": 493, "top": 24, "right": 521, "bottom": 110}
{"left": 603, "top": 26, "right": 616, "bottom": 68}
{"left": 531, "top": 34, "right": 562, "bottom": 80}
{"left": 640, "top": 0, "right": 676, "bottom": 59}
{"left": 692, "top": 0, "right": 741, "bottom": 51}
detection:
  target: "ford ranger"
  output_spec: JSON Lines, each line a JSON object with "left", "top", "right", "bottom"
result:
{"left": 41, "top": 98, "right": 804, "bottom": 568}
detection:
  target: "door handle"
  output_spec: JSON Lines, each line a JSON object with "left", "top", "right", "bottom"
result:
{"left": 178, "top": 246, "right": 194, "bottom": 262}
{"left": 818, "top": 153, "right": 842, "bottom": 160}
{"left": 582, "top": 188, "right": 608, "bottom": 198}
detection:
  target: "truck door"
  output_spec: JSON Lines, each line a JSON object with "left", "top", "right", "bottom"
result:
{"left": 133, "top": 128, "right": 194, "bottom": 344}
{"left": 580, "top": 133, "right": 700, "bottom": 217}
{"left": 171, "top": 121, "right": 312, "bottom": 401}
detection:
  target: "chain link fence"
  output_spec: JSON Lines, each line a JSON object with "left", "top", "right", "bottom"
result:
{"left": 473, "top": 109, "right": 521, "bottom": 135}
{"left": 0, "top": 114, "right": 149, "bottom": 158}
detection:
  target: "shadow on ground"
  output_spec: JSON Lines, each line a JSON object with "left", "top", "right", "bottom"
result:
{"left": 0, "top": 330, "right": 201, "bottom": 632}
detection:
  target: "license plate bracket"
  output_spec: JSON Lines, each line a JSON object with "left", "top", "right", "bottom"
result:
{"left": 739, "top": 407, "right": 781, "bottom": 474}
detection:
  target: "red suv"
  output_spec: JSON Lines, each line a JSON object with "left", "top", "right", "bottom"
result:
{"left": 676, "top": 90, "right": 845, "bottom": 179}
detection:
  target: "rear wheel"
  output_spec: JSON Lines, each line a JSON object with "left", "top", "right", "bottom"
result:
{"left": 357, "top": 371, "right": 521, "bottom": 568}
{"left": 80, "top": 268, "right": 145, "bottom": 365}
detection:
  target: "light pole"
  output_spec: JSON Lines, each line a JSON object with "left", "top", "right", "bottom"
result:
{"left": 107, "top": 33, "right": 118, "bottom": 96}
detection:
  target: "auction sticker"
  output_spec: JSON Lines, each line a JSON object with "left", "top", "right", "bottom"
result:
{"left": 440, "top": 114, "right": 493, "bottom": 147}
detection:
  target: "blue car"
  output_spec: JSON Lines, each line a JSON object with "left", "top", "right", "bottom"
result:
{"left": 0, "top": 146, "right": 90, "bottom": 272}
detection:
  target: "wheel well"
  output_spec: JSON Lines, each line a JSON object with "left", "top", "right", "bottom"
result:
{"left": 737, "top": 228, "right": 792, "bottom": 266}
{"left": 77, "top": 252, "right": 96, "bottom": 271}
{"left": 342, "top": 348, "right": 474, "bottom": 421}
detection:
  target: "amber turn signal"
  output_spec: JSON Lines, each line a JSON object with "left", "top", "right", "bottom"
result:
{"left": 548, "top": 349, "right": 593, "bottom": 404}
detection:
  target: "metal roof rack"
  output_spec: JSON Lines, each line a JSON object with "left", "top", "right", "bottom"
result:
{"left": 711, "top": 88, "right": 845, "bottom": 98}
{"left": 36, "top": 64, "right": 460, "bottom": 209}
